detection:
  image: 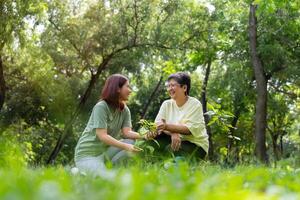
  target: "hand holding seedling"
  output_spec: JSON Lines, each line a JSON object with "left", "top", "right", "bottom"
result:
{"left": 156, "top": 119, "right": 167, "bottom": 133}
{"left": 144, "top": 131, "right": 159, "bottom": 140}
{"left": 138, "top": 119, "right": 159, "bottom": 140}
{"left": 125, "top": 143, "right": 143, "bottom": 152}
{"left": 134, "top": 119, "right": 160, "bottom": 153}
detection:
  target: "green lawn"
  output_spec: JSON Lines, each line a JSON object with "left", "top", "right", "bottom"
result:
{"left": 1, "top": 160, "right": 300, "bottom": 200}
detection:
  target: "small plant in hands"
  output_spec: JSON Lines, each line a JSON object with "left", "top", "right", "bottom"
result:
{"left": 139, "top": 119, "right": 157, "bottom": 133}
{"left": 134, "top": 119, "right": 160, "bottom": 154}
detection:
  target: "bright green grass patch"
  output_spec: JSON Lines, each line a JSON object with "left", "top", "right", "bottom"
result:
{"left": 0, "top": 162, "right": 300, "bottom": 200}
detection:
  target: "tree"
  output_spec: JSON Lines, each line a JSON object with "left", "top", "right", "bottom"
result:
{"left": 249, "top": 3, "right": 268, "bottom": 163}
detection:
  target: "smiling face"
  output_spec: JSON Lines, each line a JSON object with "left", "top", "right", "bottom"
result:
{"left": 119, "top": 81, "right": 132, "bottom": 101}
{"left": 166, "top": 79, "right": 187, "bottom": 100}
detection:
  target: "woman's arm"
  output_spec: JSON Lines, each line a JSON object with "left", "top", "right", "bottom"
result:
{"left": 96, "top": 128, "right": 140, "bottom": 152}
{"left": 156, "top": 119, "right": 191, "bottom": 135}
{"left": 121, "top": 127, "right": 144, "bottom": 139}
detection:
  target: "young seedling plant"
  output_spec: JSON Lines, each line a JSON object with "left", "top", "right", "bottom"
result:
{"left": 135, "top": 119, "right": 160, "bottom": 154}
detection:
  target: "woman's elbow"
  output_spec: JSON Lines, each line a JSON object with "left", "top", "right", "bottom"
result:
{"left": 98, "top": 134, "right": 105, "bottom": 141}
{"left": 96, "top": 130, "right": 108, "bottom": 141}
{"left": 121, "top": 128, "right": 131, "bottom": 138}
{"left": 121, "top": 132, "right": 131, "bottom": 139}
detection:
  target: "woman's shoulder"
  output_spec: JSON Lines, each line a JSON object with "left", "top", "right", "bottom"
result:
{"left": 188, "top": 96, "right": 202, "bottom": 107}
{"left": 94, "top": 100, "right": 109, "bottom": 111}
{"left": 123, "top": 104, "right": 131, "bottom": 113}
{"left": 162, "top": 99, "right": 173, "bottom": 105}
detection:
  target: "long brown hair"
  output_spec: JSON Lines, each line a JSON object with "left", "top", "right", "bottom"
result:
{"left": 101, "top": 74, "right": 128, "bottom": 110}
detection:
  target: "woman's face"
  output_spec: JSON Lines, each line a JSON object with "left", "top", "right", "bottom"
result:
{"left": 119, "top": 81, "right": 132, "bottom": 101}
{"left": 166, "top": 79, "right": 186, "bottom": 100}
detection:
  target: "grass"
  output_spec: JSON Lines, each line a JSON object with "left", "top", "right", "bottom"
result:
{"left": 1, "top": 134, "right": 300, "bottom": 199}
{"left": 0, "top": 160, "right": 300, "bottom": 200}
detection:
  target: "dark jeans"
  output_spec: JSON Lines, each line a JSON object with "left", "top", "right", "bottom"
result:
{"left": 148, "top": 133, "right": 207, "bottom": 161}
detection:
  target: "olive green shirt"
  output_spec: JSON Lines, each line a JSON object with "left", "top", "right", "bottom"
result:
{"left": 74, "top": 101, "right": 132, "bottom": 161}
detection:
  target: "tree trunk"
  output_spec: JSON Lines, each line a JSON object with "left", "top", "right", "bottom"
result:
{"left": 132, "top": 76, "right": 163, "bottom": 131}
{"left": 279, "top": 135, "right": 284, "bottom": 155}
{"left": 77, "top": 55, "right": 113, "bottom": 111}
{"left": 0, "top": 56, "right": 5, "bottom": 111}
{"left": 270, "top": 132, "right": 280, "bottom": 160}
{"left": 201, "top": 58, "right": 214, "bottom": 161}
{"left": 140, "top": 76, "right": 163, "bottom": 119}
{"left": 249, "top": 4, "right": 268, "bottom": 163}
{"left": 227, "top": 110, "right": 240, "bottom": 163}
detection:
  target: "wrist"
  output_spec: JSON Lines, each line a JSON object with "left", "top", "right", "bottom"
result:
{"left": 122, "top": 142, "right": 130, "bottom": 150}
{"left": 164, "top": 123, "right": 169, "bottom": 131}
{"left": 129, "top": 131, "right": 140, "bottom": 139}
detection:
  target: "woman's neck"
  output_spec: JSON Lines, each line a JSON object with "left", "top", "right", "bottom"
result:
{"left": 175, "top": 95, "right": 188, "bottom": 107}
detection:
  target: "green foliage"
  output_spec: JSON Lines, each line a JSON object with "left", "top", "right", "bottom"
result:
{"left": 0, "top": 130, "right": 33, "bottom": 169}
{"left": 206, "top": 101, "right": 235, "bottom": 132}
{"left": 0, "top": 0, "right": 47, "bottom": 51}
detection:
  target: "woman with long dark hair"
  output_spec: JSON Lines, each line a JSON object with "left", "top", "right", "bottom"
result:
{"left": 74, "top": 74, "right": 143, "bottom": 175}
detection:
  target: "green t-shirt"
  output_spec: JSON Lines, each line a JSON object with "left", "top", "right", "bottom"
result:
{"left": 74, "top": 101, "right": 132, "bottom": 161}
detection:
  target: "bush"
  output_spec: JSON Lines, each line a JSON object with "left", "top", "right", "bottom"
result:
{"left": 0, "top": 128, "right": 34, "bottom": 169}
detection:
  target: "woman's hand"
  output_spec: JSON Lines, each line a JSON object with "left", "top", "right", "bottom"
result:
{"left": 144, "top": 131, "right": 159, "bottom": 140}
{"left": 124, "top": 143, "right": 142, "bottom": 153}
{"left": 171, "top": 133, "right": 181, "bottom": 151}
{"left": 156, "top": 119, "right": 167, "bottom": 132}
